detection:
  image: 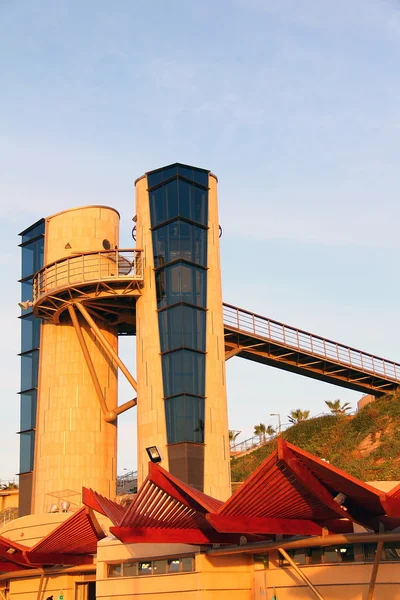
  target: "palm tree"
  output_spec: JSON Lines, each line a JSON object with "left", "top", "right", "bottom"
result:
{"left": 254, "top": 423, "right": 267, "bottom": 444}
{"left": 265, "top": 425, "right": 276, "bottom": 437}
{"left": 288, "top": 409, "right": 310, "bottom": 424}
{"left": 229, "top": 430, "right": 241, "bottom": 446}
{"left": 325, "top": 399, "right": 352, "bottom": 415}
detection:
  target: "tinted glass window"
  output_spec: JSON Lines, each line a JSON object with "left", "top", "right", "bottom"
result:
{"left": 123, "top": 562, "right": 138, "bottom": 576}
{"left": 159, "top": 306, "right": 206, "bottom": 352}
{"left": 168, "top": 559, "right": 180, "bottom": 573}
{"left": 384, "top": 544, "right": 400, "bottom": 561}
{"left": 150, "top": 179, "right": 179, "bottom": 226}
{"left": 162, "top": 350, "right": 205, "bottom": 398}
{"left": 19, "top": 430, "right": 35, "bottom": 473}
{"left": 165, "top": 395, "right": 205, "bottom": 444}
{"left": 21, "top": 314, "right": 41, "bottom": 353}
{"left": 21, "top": 238, "right": 44, "bottom": 279}
{"left": 152, "top": 221, "right": 207, "bottom": 268}
{"left": 180, "top": 557, "right": 195, "bottom": 572}
{"left": 107, "top": 564, "right": 122, "bottom": 577}
{"left": 156, "top": 263, "right": 206, "bottom": 309}
{"left": 20, "top": 390, "right": 37, "bottom": 431}
{"left": 20, "top": 350, "right": 39, "bottom": 392}
{"left": 177, "top": 166, "right": 209, "bottom": 186}
{"left": 21, "top": 279, "right": 33, "bottom": 305}
{"left": 21, "top": 220, "right": 45, "bottom": 244}
{"left": 153, "top": 560, "right": 168, "bottom": 574}
{"left": 178, "top": 180, "right": 208, "bottom": 225}
{"left": 138, "top": 562, "right": 152, "bottom": 575}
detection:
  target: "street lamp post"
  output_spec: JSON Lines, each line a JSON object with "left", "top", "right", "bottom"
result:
{"left": 270, "top": 413, "right": 281, "bottom": 435}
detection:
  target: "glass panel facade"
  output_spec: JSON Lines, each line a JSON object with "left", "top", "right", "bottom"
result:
{"left": 148, "top": 165, "right": 208, "bottom": 452}
{"left": 20, "top": 390, "right": 37, "bottom": 432}
{"left": 153, "top": 220, "right": 207, "bottom": 268}
{"left": 21, "top": 314, "right": 41, "bottom": 353}
{"left": 156, "top": 263, "right": 206, "bottom": 309}
{"left": 147, "top": 163, "right": 209, "bottom": 188}
{"left": 20, "top": 220, "right": 45, "bottom": 244}
{"left": 19, "top": 219, "right": 44, "bottom": 473}
{"left": 165, "top": 395, "right": 205, "bottom": 444}
{"left": 150, "top": 179, "right": 208, "bottom": 227}
{"left": 21, "top": 237, "right": 44, "bottom": 279}
{"left": 19, "top": 431, "right": 35, "bottom": 473}
{"left": 158, "top": 305, "right": 206, "bottom": 353}
{"left": 20, "top": 350, "right": 39, "bottom": 392}
{"left": 162, "top": 351, "right": 205, "bottom": 398}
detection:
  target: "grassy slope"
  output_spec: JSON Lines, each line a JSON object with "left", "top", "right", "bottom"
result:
{"left": 231, "top": 391, "right": 400, "bottom": 483}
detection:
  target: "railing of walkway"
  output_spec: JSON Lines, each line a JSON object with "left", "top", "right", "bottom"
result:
{"left": 223, "top": 303, "right": 400, "bottom": 382}
{"left": 33, "top": 249, "right": 143, "bottom": 302}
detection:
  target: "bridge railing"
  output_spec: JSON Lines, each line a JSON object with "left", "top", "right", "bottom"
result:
{"left": 223, "top": 303, "right": 400, "bottom": 382}
{"left": 33, "top": 249, "right": 143, "bottom": 303}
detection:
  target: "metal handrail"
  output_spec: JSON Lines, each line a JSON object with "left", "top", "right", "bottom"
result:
{"left": 223, "top": 303, "right": 400, "bottom": 383}
{"left": 33, "top": 248, "right": 144, "bottom": 302}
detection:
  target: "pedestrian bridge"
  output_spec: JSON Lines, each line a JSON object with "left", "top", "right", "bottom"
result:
{"left": 223, "top": 303, "right": 400, "bottom": 397}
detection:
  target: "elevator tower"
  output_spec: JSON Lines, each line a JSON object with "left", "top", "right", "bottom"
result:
{"left": 19, "top": 163, "right": 231, "bottom": 515}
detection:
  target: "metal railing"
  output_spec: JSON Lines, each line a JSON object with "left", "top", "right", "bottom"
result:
{"left": 223, "top": 303, "right": 400, "bottom": 383}
{"left": 0, "top": 507, "right": 19, "bottom": 530}
{"left": 33, "top": 248, "right": 143, "bottom": 302}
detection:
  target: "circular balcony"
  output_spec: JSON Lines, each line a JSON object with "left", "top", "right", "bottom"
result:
{"left": 32, "top": 249, "right": 144, "bottom": 329}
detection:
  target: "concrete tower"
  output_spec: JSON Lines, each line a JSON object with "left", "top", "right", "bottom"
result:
{"left": 135, "top": 164, "right": 231, "bottom": 500}
{"left": 20, "top": 206, "right": 142, "bottom": 515}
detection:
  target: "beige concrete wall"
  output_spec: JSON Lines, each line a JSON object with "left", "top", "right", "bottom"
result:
{"left": 203, "top": 174, "right": 231, "bottom": 500}
{"left": 258, "top": 549, "right": 400, "bottom": 599}
{"left": 32, "top": 206, "right": 120, "bottom": 514}
{"left": 135, "top": 177, "right": 168, "bottom": 485}
{"left": 0, "top": 489, "right": 18, "bottom": 511}
{"left": 6, "top": 572, "right": 95, "bottom": 600}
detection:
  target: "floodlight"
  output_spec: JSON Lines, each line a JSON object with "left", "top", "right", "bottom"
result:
{"left": 333, "top": 492, "right": 347, "bottom": 506}
{"left": 6, "top": 547, "right": 16, "bottom": 555}
{"left": 48, "top": 504, "right": 59, "bottom": 513}
{"left": 18, "top": 300, "right": 33, "bottom": 310}
{"left": 146, "top": 446, "right": 162, "bottom": 463}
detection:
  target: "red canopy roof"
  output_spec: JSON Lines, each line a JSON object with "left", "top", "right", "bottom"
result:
{"left": 0, "top": 507, "right": 105, "bottom": 574}
{"left": 84, "top": 440, "right": 400, "bottom": 544}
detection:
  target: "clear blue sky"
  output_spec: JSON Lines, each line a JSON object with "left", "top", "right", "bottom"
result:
{"left": 1, "top": 0, "right": 400, "bottom": 479}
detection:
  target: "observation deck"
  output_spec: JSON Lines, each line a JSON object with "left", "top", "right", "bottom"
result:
{"left": 32, "top": 249, "right": 143, "bottom": 333}
{"left": 223, "top": 303, "right": 400, "bottom": 397}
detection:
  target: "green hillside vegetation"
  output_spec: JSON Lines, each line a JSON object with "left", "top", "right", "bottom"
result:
{"left": 231, "top": 391, "right": 400, "bottom": 483}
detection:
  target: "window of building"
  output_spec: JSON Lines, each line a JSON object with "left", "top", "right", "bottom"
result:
{"left": 106, "top": 557, "right": 195, "bottom": 578}
{"left": 156, "top": 262, "right": 206, "bottom": 309}
{"left": 165, "top": 395, "right": 205, "bottom": 444}
{"left": 107, "top": 563, "right": 122, "bottom": 578}
{"left": 21, "top": 314, "right": 41, "bottom": 353}
{"left": 123, "top": 561, "right": 139, "bottom": 576}
{"left": 149, "top": 178, "right": 208, "bottom": 228}
{"left": 21, "top": 237, "right": 44, "bottom": 279}
{"left": 158, "top": 305, "right": 206, "bottom": 353}
{"left": 153, "top": 560, "right": 168, "bottom": 575}
{"left": 138, "top": 562, "right": 152, "bottom": 575}
{"left": 20, "top": 350, "right": 39, "bottom": 392}
{"left": 19, "top": 431, "right": 35, "bottom": 473}
{"left": 162, "top": 350, "right": 205, "bottom": 398}
{"left": 20, "top": 220, "right": 45, "bottom": 244}
{"left": 152, "top": 220, "right": 207, "bottom": 268}
{"left": 384, "top": 544, "right": 400, "bottom": 561}
{"left": 147, "top": 164, "right": 209, "bottom": 188}
{"left": 20, "top": 390, "right": 37, "bottom": 432}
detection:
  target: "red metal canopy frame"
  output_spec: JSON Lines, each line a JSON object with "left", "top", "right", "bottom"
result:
{"left": 0, "top": 507, "right": 105, "bottom": 574}
{"left": 83, "top": 440, "right": 400, "bottom": 545}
